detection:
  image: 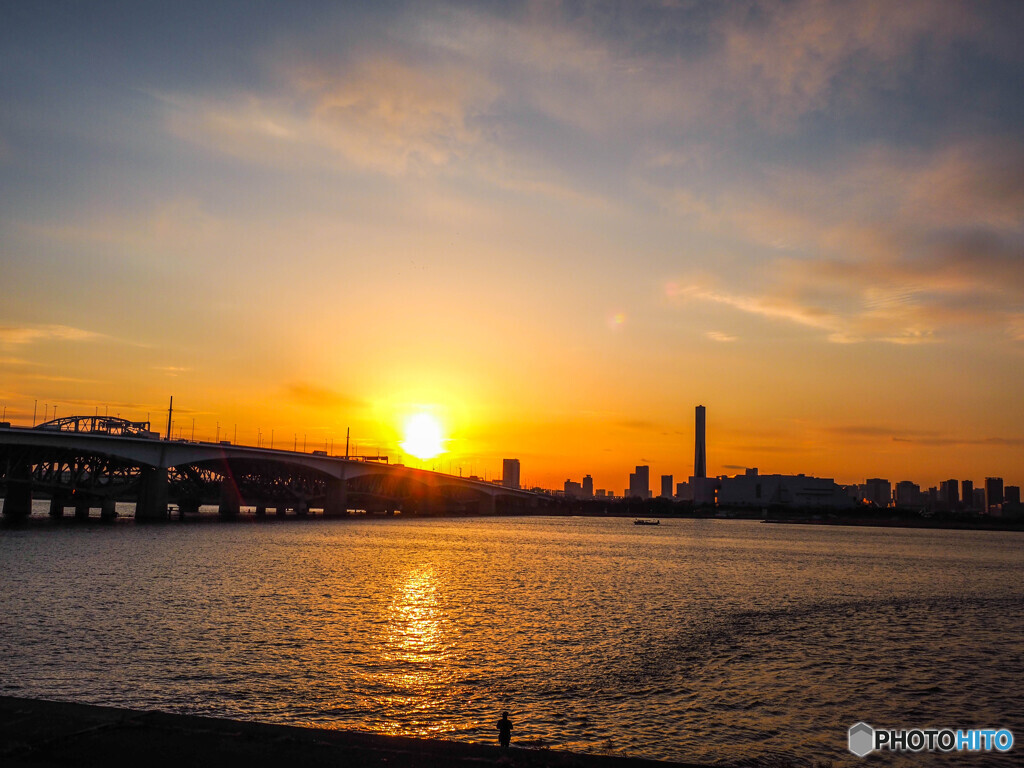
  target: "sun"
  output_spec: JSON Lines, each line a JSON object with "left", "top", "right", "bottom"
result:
{"left": 401, "top": 412, "right": 445, "bottom": 461}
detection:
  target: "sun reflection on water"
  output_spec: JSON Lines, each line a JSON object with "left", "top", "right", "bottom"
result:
{"left": 377, "top": 567, "right": 457, "bottom": 736}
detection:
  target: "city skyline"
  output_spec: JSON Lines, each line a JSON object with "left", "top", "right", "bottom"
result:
{"left": 1, "top": 393, "right": 1019, "bottom": 497}
{"left": 2, "top": 2, "right": 1023, "bottom": 490}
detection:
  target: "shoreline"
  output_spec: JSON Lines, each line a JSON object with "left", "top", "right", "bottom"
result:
{"left": 0, "top": 696, "right": 712, "bottom": 768}
{"left": 3, "top": 506, "right": 1024, "bottom": 534}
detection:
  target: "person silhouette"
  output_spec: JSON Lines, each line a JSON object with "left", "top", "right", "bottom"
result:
{"left": 497, "top": 711, "right": 513, "bottom": 749}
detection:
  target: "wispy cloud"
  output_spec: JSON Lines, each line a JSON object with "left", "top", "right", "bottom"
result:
{"left": 715, "top": 0, "right": 978, "bottom": 128}
{"left": 665, "top": 136, "right": 1024, "bottom": 344}
{"left": 161, "top": 45, "right": 498, "bottom": 176}
{"left": 893, "top": 435, "right": 1024, "bottom": 449}
{"left": 0, "top": 324, "right": 102, "bottom": 346}
{"left": 820, "top": 424, "right": 1024, "bottom": 450}
{"left": 19, "top": 374, "right": 95, "bottom": 384}
{"left": 152, "top": 366, "right": 192, "bottom": 377}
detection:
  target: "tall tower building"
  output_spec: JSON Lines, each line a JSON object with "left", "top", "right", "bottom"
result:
{"left": 661, "top": 475, "right": 673, "bottom": 499}
{"left": 985, "top": 477, "right": 1004, "bottom": 510}
{"left": 582, "top": 475, "right": 594, "bottom": 498}
{"left": 629, "top": 466, "right": 651, "bottom": 498}
{"left": 502, "top": 459, "right": 521, "bottom": 490}
{"left": 944, "top": 479, "right": 959, "bottom": 508}
{"left": 694, "top": 405, "right": 707, "bottom": 479}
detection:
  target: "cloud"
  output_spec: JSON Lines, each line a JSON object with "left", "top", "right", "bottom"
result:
{"left": 892, "top": 435, "right": 1024, "bottom": 449}
{"left": 715, "top": 0, "right": 979, "bottom": 127}
{"left": 0, "top": 324, "right": 102, "bottom": 346}
{"left": 301, "top": 55, "right": 498, "bottom": 173}
{"left": 706, "top": 330, "right": 738, "bottom": 343}
{"left": 19, "top": 374, "right": 95, "bottom": 384}
{"left": 818, "top": 424, "right": 1024, "bottom": 449}
{"left": 153, "top": 366, "right": 192, "bottom": 377}
{"left": 676, "top": 282, "right": 847, "bottom": 336}
{"left": 162, "top": 46, "right": 498, "bottom": 176}
{"left": 665, "top": 135, "right": 1024, "bottom": 344}
{"left": 1007, "top": 314, "right": 1024, "bottom": 342}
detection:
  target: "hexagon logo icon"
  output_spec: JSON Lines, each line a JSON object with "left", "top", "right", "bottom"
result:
{"left": 849, "top": 722, "right": 875, "bottom": 757}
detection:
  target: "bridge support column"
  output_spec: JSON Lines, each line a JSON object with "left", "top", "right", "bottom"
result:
{"left": 480, "top": 493, "right": 496, "bottom": 515}
{"left": 75, "top": 499, "right": 91, "bottom": 520}
{"left": 323, "top": 476, "right": 348, "bottom": 518}
{"left": 254, "top": 503, "right": 266, "bottom": 517}
{"left": 136, "top": 467, "right": 169, "bottom": 522}
{"left": 295, "top": 500, "right": 308, "bottom": 516}
{"left": 100, "top": 498, "right": 117, "bottom": 521}
{"left": 178, "top": 499, "right": 200, "bottom": 518}
{"left": 218, "top": 478, "right": 241, "bottom": 518}
{"left": 2, "top": 461, "right": 33, "bottom": 519}
{"left": 49, "top": 494, "right": 68, "bottom": 518}
{"left": 275, "top": 503, "right": 288, "bottom": 516}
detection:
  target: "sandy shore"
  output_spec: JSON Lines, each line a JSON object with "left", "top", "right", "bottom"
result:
{"left": 0, "top": 696, "right": 712, "bottom": 768}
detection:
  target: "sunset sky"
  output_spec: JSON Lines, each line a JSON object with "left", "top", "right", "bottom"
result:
{"left": 2, "top": 1, "right": 1022, "bottom": 491}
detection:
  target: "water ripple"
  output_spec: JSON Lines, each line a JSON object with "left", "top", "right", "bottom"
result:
{"left": 2, "top": 516, "right": 1022, "bottom": 765}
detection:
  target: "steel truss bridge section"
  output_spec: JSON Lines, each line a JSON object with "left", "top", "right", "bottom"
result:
{"left": 0, "top": 420, "right": 541, "bottom": 521}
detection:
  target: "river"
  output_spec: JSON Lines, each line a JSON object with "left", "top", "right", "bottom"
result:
{"left": 1, "top": 512, "right": 1021, "bottom": 765}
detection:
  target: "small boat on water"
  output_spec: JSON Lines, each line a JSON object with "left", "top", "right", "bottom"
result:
{"left": 633, "top": 519, "right": 660, "bottom": 526}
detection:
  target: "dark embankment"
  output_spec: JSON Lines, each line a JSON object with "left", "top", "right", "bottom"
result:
{"left": 0, "top": 697, "right": 712, "bottom": 768}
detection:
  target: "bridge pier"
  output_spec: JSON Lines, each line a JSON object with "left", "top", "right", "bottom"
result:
{"left": 75, "top": 499, "right": 91, "bottom": 520}
{"left": 136, "top": 467, "right": 169, "bottom": 521}
{"left": 100, "top": 498, "right": 117, "bottom": 520}
{"left": 2, "top": 462, "right": 33, "bottom": 519}
{"left": 323, "top": 476, "right": 348, "bottom": 518}
{"left": 295, "top": 500, "right": 308, "bottom": 516}
{"left": 49, "top": 494, "right": 68, "bottom": 518}
{"left": 254, "top": 503, "right": 266, "bottom": 517}
{"left": 178, "top": 498, "right": 201, "bottom": 518}
{"left": 218, "top": 478, "right": 241, "bottom": 518}
{"left": 480, "top": 493, "right": 496, "bottom": 515}
{"left": 275, "top": 503, "right": 288, "bottom": 516}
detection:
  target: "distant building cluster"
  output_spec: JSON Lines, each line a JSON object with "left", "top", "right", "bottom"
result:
{"left": 869, "top": 476, "right": 1019, "bottom": 514}
{"left": 509, "top": 404, "right": 1020, "bottom": 515}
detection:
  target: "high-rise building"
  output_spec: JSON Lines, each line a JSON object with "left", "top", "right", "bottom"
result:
{"left": 628, "top": 465, "right": 651, "bottom": 499}
{"left": 861, "top": 478, "right": 892, "bottom": 508}
{"left": 1005, "top": 486, "right": 1021, "bottom": 506}
{"left": 943, "top": 479, "right": 959, "bottom": 508}
{"left": 502, "top": 459, "right": 520, "bottom": 490}
{"left": 961, "top": 479, "right": 974, "bottom": 510}
{"left": 895, "top": 481, "right": 922, "bottom": 508}
{"left": 582, "top": 475, "right": 594, "bottom": 498}
{"left": 973, "top": 488, "right": 987, "bottom": 511}
{"left": 985, "top": 477, "right": 1004, "bottom": 510}
{"left": 694, "top": 405, "right": 707, "bottom": 479}
{"left": 564, "top": 479, "right": 582, "bottom": 498}
{"left": 661, "top": 475, "right": 673, "bottom": 498}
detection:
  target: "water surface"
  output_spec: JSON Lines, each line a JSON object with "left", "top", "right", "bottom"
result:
{"left": 2, "top": 514, "right": 1021, "bottom": 765}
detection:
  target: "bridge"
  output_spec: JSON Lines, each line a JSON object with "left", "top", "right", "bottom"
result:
{"left": 0, "top": 416, "right": 540, "bottom": 521}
